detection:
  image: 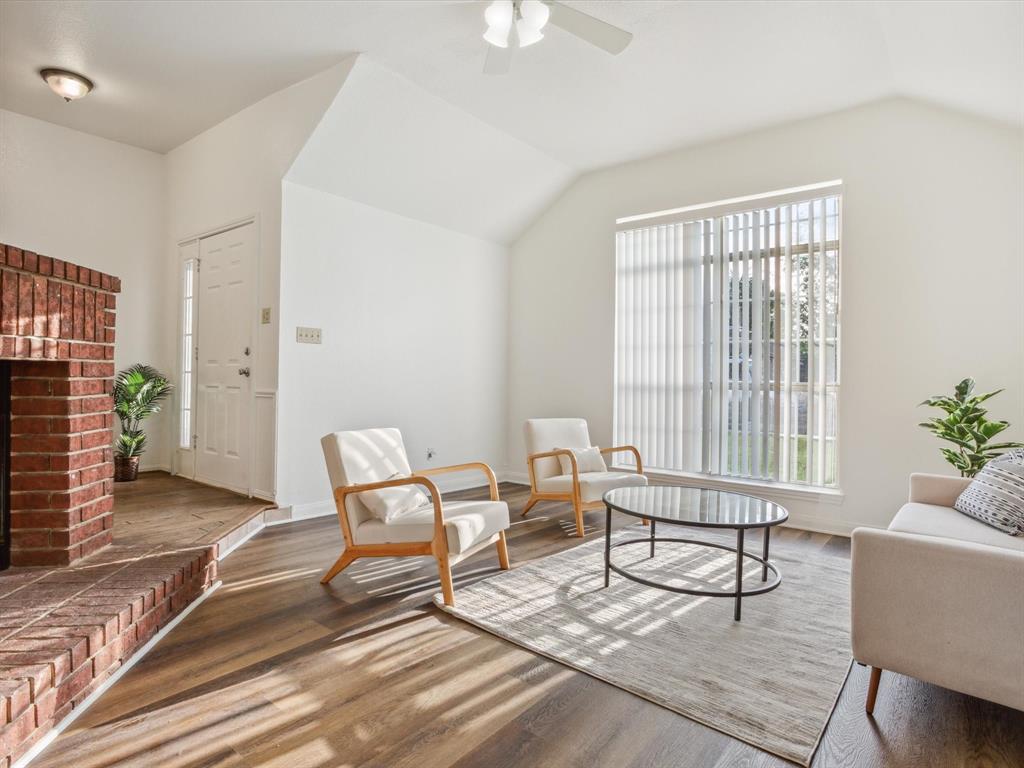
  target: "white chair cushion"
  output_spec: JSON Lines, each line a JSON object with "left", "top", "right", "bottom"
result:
{"left": 321, "top": 428, "right": 417, "bottom": 531}
{"left": 525, "top": 418, "right": 592, "bottom": 481}
{"left": 358, "top": 473, "right": 431, "bottom": 523}
{"left": 556, "top": 446, "right": 608, "bottom": 475}
{"left": 537, "top": 471, "right": 648, "bottom": 503}
{"left": 889, "top": 503, "right": 1024, "bottom": 553}
{"left": 353, "top": 499, "right": 510, "bottom": 554}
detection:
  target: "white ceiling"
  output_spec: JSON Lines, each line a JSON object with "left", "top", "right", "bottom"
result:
{"left": 1, "top": 1, "right": 1021, "bottom": 171}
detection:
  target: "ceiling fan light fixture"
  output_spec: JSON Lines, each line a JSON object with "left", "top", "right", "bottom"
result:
{"left": 483, "top": 0, "right": 514, "bottom": 47}
{"left": 516, "top": 19, "right": 544, "bottom": 47}
{"left": 40, "top": 68, "right": 93, "bottom": 102}
{"left": 519, "top": 0, "right": 550, "bottom": 30}
{"left": 484, "top": 25, "right": 510, "bottom": 48}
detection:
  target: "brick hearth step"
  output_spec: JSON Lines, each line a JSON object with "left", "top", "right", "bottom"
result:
{"left": 0, "top": 545, "right": 216, "bottom": 767}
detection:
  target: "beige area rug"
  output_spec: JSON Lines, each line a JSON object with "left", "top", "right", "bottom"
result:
{"left": 436, "top": 524, "right": 851, "bottom": 766}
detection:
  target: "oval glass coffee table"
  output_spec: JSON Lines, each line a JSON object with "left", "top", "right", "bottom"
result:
{"left": 602, "top": 485, "right": 789, "bottom": 621}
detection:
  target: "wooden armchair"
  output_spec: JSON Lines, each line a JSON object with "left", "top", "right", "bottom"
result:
{"left": 521, "top": 418, "right": 647, "bottom": 537}
{"left": 320, "top": 428, "right": 510, "bottom": 606}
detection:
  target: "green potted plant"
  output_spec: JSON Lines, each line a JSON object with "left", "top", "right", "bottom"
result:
{"left": 113, "top": 364, "right": 173, "bottom": 482}
{"left": 919, "top": 377, "right": 1023, "bottom": 477}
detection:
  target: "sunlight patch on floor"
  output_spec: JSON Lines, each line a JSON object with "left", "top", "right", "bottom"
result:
{"left": 221, "top": 567, "right": 321, "bottom": 593}
{"left": 248, "top": 735, "right": 341, "bottom": 768}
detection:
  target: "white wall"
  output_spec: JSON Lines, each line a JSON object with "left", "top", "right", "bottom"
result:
{"left": 0, "top": 109, "right": 170, "bottom": 469}
{"left": 164, "top": 59, "right": 355, "bottom": 496}
{"left": 508, "top": 98, "right": 1024, "bottom": 533}
{"left": 274, "top": 54, "right": 570, "bottom": 512}
{"left": 287, "top": 57, "right": 573, "bottom": 245}
{"left": 276, "top": 181, "right": 508, "bottom": 511}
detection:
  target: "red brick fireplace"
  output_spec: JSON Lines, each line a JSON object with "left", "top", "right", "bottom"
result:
{"left": 0, "top": 242, "right": 120, "bottom": 569}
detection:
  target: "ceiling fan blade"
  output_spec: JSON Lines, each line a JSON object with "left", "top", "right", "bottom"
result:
{"left": 484, "top": 43, "right": 513, "bottom": 75}
{"left": 548, "top": 1, "right": 633, "bottom": 54}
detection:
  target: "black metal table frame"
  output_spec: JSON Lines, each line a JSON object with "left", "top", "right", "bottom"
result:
{"left": 603, "top": 506, "right": 784, "bottom": 621}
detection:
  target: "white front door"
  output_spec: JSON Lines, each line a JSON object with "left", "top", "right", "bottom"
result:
{"left": 194, "top": 223, "right": 255, "bottom": 494}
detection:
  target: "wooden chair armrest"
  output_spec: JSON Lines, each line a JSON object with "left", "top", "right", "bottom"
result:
{"left": 527, "top": 449, "right": 579, "bottom": 491}
{"left": 416, "top": 462, "right": 500, "bottom": 501}
{"left": 600, "top": 445, "right": 644, "bottom": 474}
{"left": 335, "top": 475, "right": 444, "bottom": 531}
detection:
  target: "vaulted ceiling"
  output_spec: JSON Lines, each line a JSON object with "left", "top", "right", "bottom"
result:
{"left": 2, "top": 1, "right": 1021, "bottom": 172}
{"left": 286, "top": 57, "right": 573, "bottom": 244}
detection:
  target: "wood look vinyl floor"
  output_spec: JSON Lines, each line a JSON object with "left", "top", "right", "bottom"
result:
{"left": 33, "top": 480, "right": 1024, "bottom": 768}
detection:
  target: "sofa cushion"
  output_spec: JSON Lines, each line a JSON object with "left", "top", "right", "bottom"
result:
{"left": 537, "top": 471, "right": 648, "bottom": 502}
{"left": 353, "top": 499, "right": 509, "bottom": 554}
{"left": 889, "top": 503, "right": 1024, "bottom": 553}
{"left": 953, "top": 450, "right": 1024, "bottom": 536}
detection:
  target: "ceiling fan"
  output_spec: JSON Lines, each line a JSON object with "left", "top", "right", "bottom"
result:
{"left": 482, "top": 0, "right": 633, "bottom": 75}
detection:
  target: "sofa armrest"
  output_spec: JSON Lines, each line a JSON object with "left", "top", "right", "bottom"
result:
{"left": 908, "top": 472, "right": 972, "bottom": 506}
{"left": 851, "top": 527, "right": 1024, "bottom": 710}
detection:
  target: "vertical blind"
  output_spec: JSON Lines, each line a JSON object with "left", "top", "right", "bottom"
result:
{"left": 613, "top": 188, "right": 841, "bottom": 487}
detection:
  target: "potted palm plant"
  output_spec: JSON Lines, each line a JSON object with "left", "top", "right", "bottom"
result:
{"left": 113, "top": 364, "right": 173, "bottom": 482}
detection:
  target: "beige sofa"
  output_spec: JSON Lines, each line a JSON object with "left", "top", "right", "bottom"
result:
{"left": 851, "top": 473, "right": 1024, "bottom": 714}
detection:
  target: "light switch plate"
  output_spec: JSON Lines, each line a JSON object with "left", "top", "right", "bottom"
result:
{"left": 261, "top": 307, "right": 271, "bottom": 324}
{"left": 296, "top": 326, "right": 322, "bottom": 344}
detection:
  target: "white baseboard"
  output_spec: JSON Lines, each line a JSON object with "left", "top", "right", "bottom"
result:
{"left": 494, "top": 469, "right": 856, "bottom": 537}
{"left": 270, "top": 471, "right": 530, "bottom": 526}
{"left": 266, "top": 499, "right": 336, "bottom": 525}
{"left": 13, "top": 580, "right": 223, "bottom": 768}
{"left": 781, "top": 512, "right": 858, "bottom": 537}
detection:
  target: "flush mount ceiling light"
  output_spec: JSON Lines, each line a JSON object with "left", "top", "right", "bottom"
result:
{"left": 40, "top": 68, "right": 94, "bottom": 102}
{"left": 481, "top": 0, "right": 632, "bottom": 75}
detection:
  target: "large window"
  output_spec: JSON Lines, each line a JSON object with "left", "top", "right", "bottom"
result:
{"left": 613, "top": 183, "right": 841, "bottom": 488}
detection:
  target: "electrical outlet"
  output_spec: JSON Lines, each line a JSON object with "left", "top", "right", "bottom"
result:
{"left": 426, "top": 448, "right": 436, "bottom": 460}
{"left": 296, "top": 326, "right": 322, "bottom": 344}
{"left": 261, "top": 307, "right": 271, "bottom": 324}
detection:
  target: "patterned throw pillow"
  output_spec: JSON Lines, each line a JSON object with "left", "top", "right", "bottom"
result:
{"left": 954, "top": 449, "right": 1024, "bottom": 536}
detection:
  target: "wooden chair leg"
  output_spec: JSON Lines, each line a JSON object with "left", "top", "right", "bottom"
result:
{"left": 865, "top": 666, "right": 883, "bottom": 714}
{"left": 495, "top": 530, "right": 511, "bottom": 570}
{"left": 320, "top": 549, "right": 357, "bottom": 585}
{"left": 521, "top": 496, "right": 540, "bottom": 517}
{"left": 437, "top": 555, "right": 456, "bottom": 607}
{"left": 573, "top": 499, "right": 585, "bottom": 537}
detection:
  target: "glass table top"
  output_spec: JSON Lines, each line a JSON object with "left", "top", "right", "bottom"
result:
{"left": 603, "top": 485, "right": 788, "bottom": 528}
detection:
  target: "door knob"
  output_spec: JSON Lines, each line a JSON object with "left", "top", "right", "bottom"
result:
{"left": 238, "top": 367, "right": 251, "bottom": 377}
